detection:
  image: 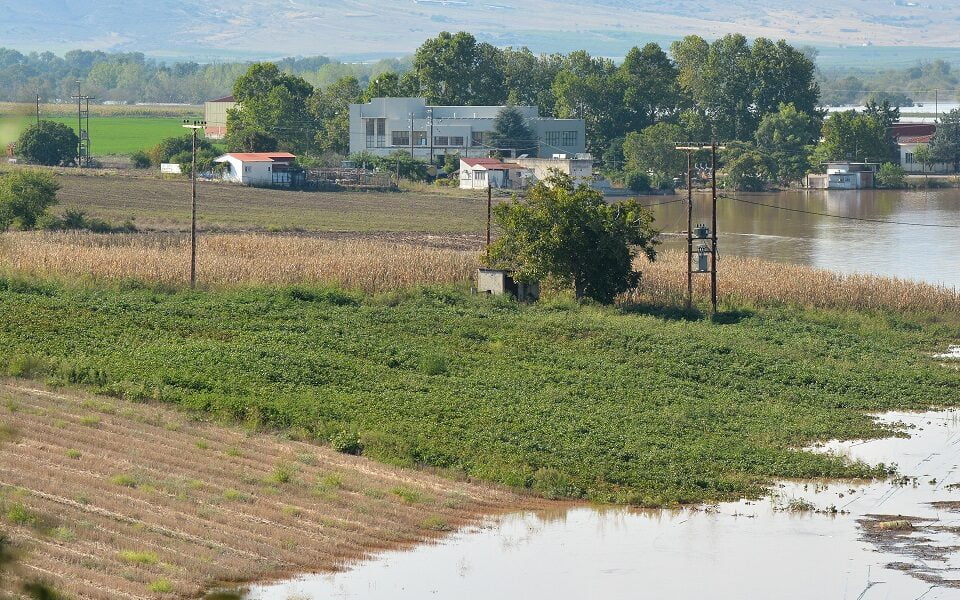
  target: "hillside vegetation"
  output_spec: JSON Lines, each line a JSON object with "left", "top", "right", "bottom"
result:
{"left": 1, "top": 277, "right": 957, "bottom": 506}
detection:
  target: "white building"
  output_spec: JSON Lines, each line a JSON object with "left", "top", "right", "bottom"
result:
{"left": 204, "top": 95, "right": 238, "bottom": 140}
{"left": 213, "top": 152, "right": 296, "bottom": 186}
{"left": 899, "top": 135, "right": 952, "bottom": 174}
{"left": 806, "top": 162, "right": 877, "bottom": 189}
{"left": 349, "top": 98, "right": 585, "bottom": 162}
{"left": 513, "top": 155, "right": 594, "bottom": 187}
{"left": 459, "top": 158, "right": 528, "bottom": 190}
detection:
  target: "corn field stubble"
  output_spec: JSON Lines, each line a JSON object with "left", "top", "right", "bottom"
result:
{"left": 0, "top": 382, "right": 526, "bottom": 599}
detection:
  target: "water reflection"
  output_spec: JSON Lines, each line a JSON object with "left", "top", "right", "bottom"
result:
{"left": 649, "top": 189, "right": 960, "bottom": 289}
{"left": 243, "top": 410, "right": 960, "bottom": 600}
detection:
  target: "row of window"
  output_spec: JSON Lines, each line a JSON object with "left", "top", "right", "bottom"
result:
{"left": 544, "top": 130, "right": 579, "bottom": 147}
{"left": 364, "top": 120, "right": 578, "bottom": 149}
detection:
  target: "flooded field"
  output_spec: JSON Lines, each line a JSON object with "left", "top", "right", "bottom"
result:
{"left": 241, "top": 409, "right": 960, "bottom": 599}
{"left": 649, "top": 188, "right": 960, "bottom": 289}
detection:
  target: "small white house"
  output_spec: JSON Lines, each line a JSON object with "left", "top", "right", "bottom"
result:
{"left": 459, "top": 158, "right": 528, "bottom": 190}
{"left": 899, "top": 135, "right": 952, "bottom": 174}
{"left": 213, "top": 152, "right": 296, "bottom": 186}
{"left": 513, "top": 155, "right": 594, "bottom": 187}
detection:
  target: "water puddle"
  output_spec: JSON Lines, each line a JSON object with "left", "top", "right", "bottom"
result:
{"left": 237, "top": 410, "right": 960, "bottom": 599}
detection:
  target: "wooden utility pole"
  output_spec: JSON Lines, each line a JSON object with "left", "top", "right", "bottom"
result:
{"left": 182, "top": 119, "right": 206, "bottom": 288}
{"left": 686, "top": 150, "right": 693, "bottom": 310}
{"left": 486, "top": 183, "right": 492, "bottom": 262}
{"left": 676, "top": 142, "right": 725, "bottom": 312}
{"left": 710, "top": 141, "right": 718, "bottom": 313}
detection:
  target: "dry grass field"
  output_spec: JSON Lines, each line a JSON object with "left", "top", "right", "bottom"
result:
{"left": 50, "top": 174, "right": 489, "bottom": 234}
{"left": 0, "top": 381, "right": 528, "bottom": 599}
{"left": 2, "top": 230, "right": 959, "bottom": 315}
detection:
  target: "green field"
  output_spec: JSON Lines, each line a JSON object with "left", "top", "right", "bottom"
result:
{"left": 1, "top": 279, "right": 957, "bottom": 506}
{"left": 0, "top": 115, "right": 189, "bottom": 156}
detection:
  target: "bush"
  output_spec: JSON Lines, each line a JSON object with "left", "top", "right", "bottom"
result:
{"left": 876, "top": 162, "right": 906, "bottom": 189}
{"left": 130, "top": 151, "right": 152, "bottom": 169}
{"left": 0, "top": 169, "right": 61, "bottom": 231}
{"left": 16, "top": 120, "right": 78, "bottom": 166}
{"left": 329, "top": 429, "right": 364, "bottom": 455}
{"left": 624, "top": 171, "right": 651, "bottom": 193}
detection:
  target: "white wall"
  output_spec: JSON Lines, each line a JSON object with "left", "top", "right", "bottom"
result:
{"left": 217, "top": 157, "right": 275, "bottom": 185}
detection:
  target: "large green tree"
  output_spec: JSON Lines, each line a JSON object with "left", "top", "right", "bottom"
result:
{"left": 722, "top": 142, "right": 775, "bottom": 191}
{"left": 0, "top": 169, "right": 60, "bottom": 231}
{"left": 15, "top": 120, "right": 78, "bottom": 166}
{"left": 490, "top": 106, "right": 536, "bottom": 156}
{"left": 310, "top": 76, "right": 362, "bottom": 155}
{"left": 619, "top": 43, "right": 683, "bottom": 133}
{"left": 623, "top": 122, "right": 687, "bottom": 181}
{"left": 490, "top": 171, "right": 658, "bottom": 303}
{"left": 754, "top": 103, "right": 819, "bottom": 185}
{"left": 929, "top": 108, "right": 960, "bottom": 172}
{"left": 811, "top": 111, "right": 888, "bottom": 166}
{"left": 411, "top": 32, "right": 504, "bottom": 105}
{"left": 552, "top": 51, "right": 623, "bottom": 155}
{"left": 227, "top": 62, "right": 316, "bottom": 154}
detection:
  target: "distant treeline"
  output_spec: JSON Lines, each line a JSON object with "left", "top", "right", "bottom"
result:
{"left": 817, "top": 59, "right": 960, "bottom": 106}
{"left": 0, "top": 48, "right": 409, "bottom": 105}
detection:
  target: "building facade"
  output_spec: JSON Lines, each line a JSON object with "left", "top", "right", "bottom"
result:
{"left": 349, "top": 98, "right": 585, "bottom": 161}
{"left": 204, "top": 95, "right": 238, "bottom": 140}
{"left": 458, "top": 158, "right": 528, "bottom": 190}
{"left": 213, "top": 152, "right": 296, "bottom": 185}
{"left": 513, "top": 156, "right": 594, "bottom": 187}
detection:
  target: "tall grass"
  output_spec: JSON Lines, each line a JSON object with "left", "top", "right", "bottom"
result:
{"left": 2, "top": 231, "right": 958, "bottom": 314}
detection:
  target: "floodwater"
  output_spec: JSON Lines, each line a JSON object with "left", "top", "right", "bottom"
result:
{"left": 240, "top": 407, "right": 960, "bottom": 600}
{"left": 645, "top": 188, "right": 960, "bottom": 290}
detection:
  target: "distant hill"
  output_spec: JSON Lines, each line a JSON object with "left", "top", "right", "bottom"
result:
{"left": 6, "top": 0, "right": 960, "bottom": 60}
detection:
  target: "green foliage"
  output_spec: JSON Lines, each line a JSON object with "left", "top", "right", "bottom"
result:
{"left": 490, "top": 107, "right": 536, "bottom": 156}
{"left": 117, "top": 549, "right": 158, "bottom": 565}
{"left": 411, "top": 31, "right": 503, "bottom": 106}
{"left": 130, "top": 150, "right": 151, "bottom": 169}
{"left": 310, "top": 76, "right": 362, "bottom": 155}
{"left": 43, "top": 208, "right": 136, "bottom": 233}
{"left": 148, "top": 133, "right": 214, "bottom": 166}
{"left": 0, "top": 169, "right": 60, "bottom": 231}
{"left": 22, "top": 581, "right": 66, "bottom": 600}
{"left": 624, "top": 171, "right": 651, "bottom": 193}
{"left": 148, "top": 579, "right": 174, "bottom": 593}
{"left": 228, "top": 63, "right": 316, "bottom": 155}
{"left": 2, "top": 283, "right": 955, "bottom": 506}
{"left": 329, "top": 429, "right": 363, "bottom": 455}
{"left": 6, "top": 503, "right": 37, "bottom": 527}
{"left": 722, "top": 142, "right": 775, "bottom": 191}
{"left": 15, "top": 120, "right": 78, "bottom": 166}
{"left": 930, "top": 108, "right": 960, "bottom": 173}
{"left": 811, "top": 111, "right": 888, "bottom": 166}
{"left": 619, "top": 43, "right": 682, "bottom": 133}
{"left": 913, "top": 145, "right": 935, "bottom": 174}
{"left": 489, "top": 171, "right": 658, "bottom": 302}
{"left": 347, "top": 150, "right": 428, "bottom": 183}
{"left": 623, "top": 122, "right": 687, "bottom": 181}
{"left": 226, "top": 128, "right": 278, "bottom": 153}
{"left": 876, "top": 162, "right": 906, "bottom": 189}
{"left": 754, "top": 103, "right": 819, "bottom": 185}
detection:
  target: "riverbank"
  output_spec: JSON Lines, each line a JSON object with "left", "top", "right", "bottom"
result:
{"left": 0, "top": 381, "right": 531, "bottom": 599}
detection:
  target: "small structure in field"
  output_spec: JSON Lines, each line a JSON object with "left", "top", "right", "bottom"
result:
{"left": 806, "top": 162, "right": 878, "bottom": 190}
{"left": 204, "top": 95, "right": 238, "bottom": 140}
{"left": 513, "top": 154, "right": 594, "bottom": 187}
{"left": 477, "top": 268, "right": 540, "bottom": 301}
{"left": 459, "top": 158, "right": 528, "bottom": 189}
{"left": 214, "top": 152, "right": 297, "bottom": 186}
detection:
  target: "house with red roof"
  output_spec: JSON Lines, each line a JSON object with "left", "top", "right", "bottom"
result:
{"left": 458, "top": 157, "right": 530, "bottom": 190}
{"left": 213, "top": 152, "right": 297, "bottom": 186}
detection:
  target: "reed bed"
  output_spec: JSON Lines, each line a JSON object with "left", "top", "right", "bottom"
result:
{"left": 0, "top": 232, "right": 478, "bottom": 293}
{"left": 2, "top": 231, "right": 958, "bottom": 314}
{"left": 0, "top": 382, "right": 527, "bottom": 599}
{"left": 635, "top": 250, "right": 960, "bottom": 314}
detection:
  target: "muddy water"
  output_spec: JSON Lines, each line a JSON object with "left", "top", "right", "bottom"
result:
{"left": 241, "top": 409, "right": 960, "bottom": 600}
{"left": 647, "top": 188, "right": 960, "bottom": 289}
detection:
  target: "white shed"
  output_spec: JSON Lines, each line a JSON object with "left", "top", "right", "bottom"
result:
{"left": 213, "top": 152, "right": 296, "bottom": 186}
{"left": 459, "top": 158, "right": 528, "bottom": 190}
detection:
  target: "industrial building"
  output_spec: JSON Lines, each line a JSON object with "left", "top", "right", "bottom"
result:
{"left": 349, "top": 97, "right": 585, "bottom": 161}
{"left": 204, "top": 95, "right": 238, "bottom": 140}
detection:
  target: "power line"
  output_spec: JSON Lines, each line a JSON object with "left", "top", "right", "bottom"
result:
{"left": 719, "top": 194, "right": 960, "bottom": 228}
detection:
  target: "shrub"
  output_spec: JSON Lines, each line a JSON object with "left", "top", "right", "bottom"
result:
{"left": 270, "top": 463, "right": 294, "bottom": 484}
{"left": 130, "top": 151, "right": 152, "bottom": 169}
{"left": 15, "top": 120, "right": 78, "bottom": 166}
{"left": 148, "top": 579, "right": 174, "bottom": 593}
{"left": 65, "top": 449, "right": 81, "bottom": 460}
{"left": 421, "top": 515, "right": 452, "bottom": 531}
{"left": 876, "top": 162, "right": 906, "bottom": 189}
{"left": 0, "top": 169, "right": 61, "bottom": 231}
{"left": 624, "top": 170, "right": 651, "bottom": 193}
{"left": 419, "top": 353, "right": 448, "bottom": 376}
{"left": 390, "top": 486, "right": 425, "bottom": 504}
{"left": 6, "top": 503, "right": 37, "bottom": 527}
{"left": 118, "top": 549, "right": 159, "bottom": 565}
{"left": 110, "top": 474, "right": 138, "bottom": 488}
{"left": 329, "top": 429, "right": 363, "bottom": 455}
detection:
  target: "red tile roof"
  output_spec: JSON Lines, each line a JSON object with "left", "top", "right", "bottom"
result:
{"left": 461, "top": 158, "right": 522, "bottom": 170}
{"left": 222, "top": 152, "right": 296, "bottom": 163}
{"left": 892, "top": 123, "right": 935, "bottom": 140}
{"left": 900, "top": 135, "right": 933, "bottom": 144}
{"left": 209, "top": 95, "right": 236, "bottom": 103}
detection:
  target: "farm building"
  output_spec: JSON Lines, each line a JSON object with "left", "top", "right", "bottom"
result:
{"left": 213, "top": 152, "right": 297, "bottom": 186}
{"left": 514, "top": 155, "right": 594, "bottom": 187}
{"left": 459, "top": 158, "right": 529, "bottom": 189}
{"left": 204, "top": 95, "right": 237, "bottom": 140}
{"left": 806, "top": 162, "right": 878, "bottom": 189}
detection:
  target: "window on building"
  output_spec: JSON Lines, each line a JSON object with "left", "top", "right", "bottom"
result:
{"left": 471, "top": 131, "right": 490, "bottom": 147}
{"left": 906, "top": 152, "right": 915, "bottom": 164}
{"left": 561, "top": 131, "right": 578, "bottom": 147}
{"left": 473, "top": 170, "right": 486, "bottom": 180}
{"left": 392, "top": 131, "right": 410, "bottom": 146}
{"left": 365, "top": 118, "right": 386, "bottom": 148}
{"left": 449, "top": 136, "right": 465, "bottom": 147}
{"left": 434, "top": 136, "right": 449, "bottom": 146}
{"left": 545, "top": 131, "right": 561, "bottom": 147}
{"left": 413, "top": 131, "right": 427, "bottom": 146}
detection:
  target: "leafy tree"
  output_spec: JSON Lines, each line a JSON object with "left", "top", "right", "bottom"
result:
{"left": 501, "top": 47, "right": 563, "bottom": 115}
{"left": 148, "top": 134, "right": 214, "bottom": 166}
{"left": 754, "top": 103, "right": 819, "bottom": 185}
{"left": 810, "top": 111, "right": 888, "bottom": 167}
{"left": 750, "top": 38, "right": 820, "bottom": 118}
{"left": 552, "top": 51, "right": 623, "bottom": 155}
{"left": 347, "top": 150, "right": 429, "bottom": 182}
{"left": 913, "top": 144, "right": 934, "bottom": 177}
{"left": 489, "top": 171, "right": 658, "bottom": 303}
{"left": 490, "top": 106, "right": 536, "bottom": 156}
{"left": 875, "top": 162, "right": 906, "bottom": 189}
{"left": 0, "top": 169, "right": 60, "bottom": 231}
{"left": 624, "top": 171, "right": 651, "bottom": 193}
{"left": 310, "top": 76, "right": 362, "bottom": 155}
{"left": 228, "top": 62, "right": 316, "bottom": 154}
{"left": 173, "top": 148, "right": 219, "bottom": 177}
{"left": 412, "top": 32, "right": 504, "bottom": 105}
{"left": 619, "top": 43, "right": 682, "bottom": 133}
{"left": 722, "top": 142, "right": 774, "bottom": 191}
{"left": 15, "top": 120, "right": 78, "bottom": 166}
{"left": 623, "top": 123, "right": 687, "bottom": 181}
{"left": 228, "top": 128, "right": 278, "bottom": 153}
{"left": 929, "top": 108, "right": 960, "bottom": 173}
{"left": 361, "top": 71, "right": 409, "bottom": 101}
{"left": 864, "top": 99, "right": 901, "bottom": 163}
{"left": 130, "top": 150, "right": 151, "bottom": 169}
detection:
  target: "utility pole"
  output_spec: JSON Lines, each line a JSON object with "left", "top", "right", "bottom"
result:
{"left": 686, "top": 150, "right": 693, "bottom": 309}
{"left": 710, "top": 140, "right": 718, "bottom": 313}
{"left": 36, "top": 89, "right": 40, "bottom": 126}
{"left": 409, "top": 112, "right": 414, "bottom": 158}
{"left": 182, "top": 119, "right": 206, "bottom": 288}
{"left": 427, "top": 107, "right": 435, "bottom": 167}
{"left": 70, "top": 81, "right": 94, "bottom": 168}
{"left": 486, "top": 182, "right": 492, "bottom": 262}
{"left": 676, "top": 141, "right": 725, "bottom": 312}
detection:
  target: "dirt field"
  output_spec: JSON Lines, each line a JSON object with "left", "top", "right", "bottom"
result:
{"left": 0, "top": 381, "right": 528, "bottom": 599}
{"left": 51, "top": 174, "right": 491, "bottom": 234}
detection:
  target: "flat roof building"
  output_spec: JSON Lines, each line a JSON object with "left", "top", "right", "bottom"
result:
{"left": 204, "top": 95, "right": 237, "bottom": 140}
{"left": 349, "top": 97, "right": 585, "bottom": 162}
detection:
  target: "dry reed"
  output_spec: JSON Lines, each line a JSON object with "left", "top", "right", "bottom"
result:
{"left": 0, "top": 232, "right": 478, "bottom": 292}
{"left": 2, "top": 231, "right": 958, "bottom": 314}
